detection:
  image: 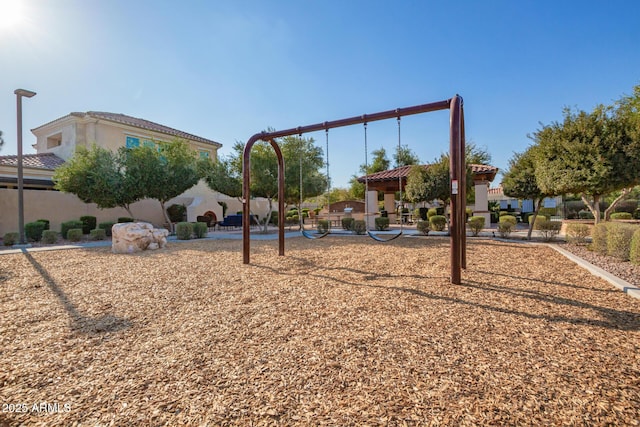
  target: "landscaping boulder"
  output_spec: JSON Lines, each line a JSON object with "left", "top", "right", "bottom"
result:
{"left": 111, "top": 222, "right": 168, "bottom": 254}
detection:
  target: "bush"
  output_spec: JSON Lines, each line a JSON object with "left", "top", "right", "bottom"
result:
{"left": 521, "top": 212, "right": 533, "bottom": 224}
{"left": 117, "top": 217, "right": 134, "bottom": 223}
{"left": 36, "top": 219, "right": 50, "bottom": 230}
{"left": 537, "top": 220, "right": 562, "bottom": 242}
{"left": 499, "top": 215, "right": 517, "bottom": 227}
{"left": 67, "top": 228, "right": 83, "bottom": 242}
{"left": 80, "top": 215, "right": 97, "bottom": 234}
{"left": 497, "top": 222, "right": 514, "bottom": 238}
{"left": 3, "top": 232, "right": 18, "bottom": 246}
{"left": 610, "top": 212, "right": 633, "bottom": 220}
{"left": 98, "top": 221, "right": 115, "bottom": 237}
{"left": 613, "top": 200, "right": 638, "bottom": 214}
{"left": 416, "top": 220, "right": 430, "bottom": 235}
{"left": 539, "top": 207, "right": 557, "bottom": 218}
{"left": 25, "top": 221, "right": 46, "bottom": 242}
{"left": 167, "top": 204, "right": 187, "bottom": 223}
{"left": 89, "top": 228, "right": 106, "bottom": 241}
{"left": 566, "top": 223, "right": 591, "bottom": 245}
{"left": 630, "top": 228, "right": 640, "bottom": 265}
{"left": 429, "top": 215, "right": 447, "bottom": 232}
{"left": 61, "top": 220, "right": 84, "bottom": 239}
{"left": 193, "top": 222, "right": 208, "bottom": 238}
{"left": 375, "top": 217, "right": 390, "bottom": 231}
{"left": 269, "top": 211, "right": 278, "bottom": 226}
{"left": 578, "top": 210, "right": 594, "bottom": 220}
{"left": 591, "top": 223, "right": 609, "bottom": 255}
{"left": 468, "top": 216, "right": 485, "bottom": 236}
{"left": 342, "top": 217, "right": 354, "bottom": 231}
{"left": 176, "top": 222, "right": 193, "bottom": 240}
{"left": 352, "top": 220, "right": 366, "bottom": 235}
{"left": 427, "top": 208, "right": 437, "bottom": 218}
{"left": 317, "top": 220, "right": 329, "bottom": 234}
{"left": 42, "top": 230, "right": 58, "bottom": 244}
{"left": 532, "top": 215, "right": 548, "bottom": 229}
{"left": 635, "top": 208, "right": 640, "bottom": 220}
{"left": 606, "top": 223, "right": 638, "bottom": 261}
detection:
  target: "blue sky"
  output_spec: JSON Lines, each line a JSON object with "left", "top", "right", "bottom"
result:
{"left": 1, "top": 0, "right": 639, "bottom": 189}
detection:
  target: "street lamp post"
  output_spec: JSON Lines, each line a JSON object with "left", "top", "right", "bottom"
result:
{"left": 14, "top": 88, "right": 37, "bottom": 246}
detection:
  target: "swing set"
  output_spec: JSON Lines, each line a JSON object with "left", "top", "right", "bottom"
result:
{"left": 242, "top": 95, "right": 467, "bottom": 284}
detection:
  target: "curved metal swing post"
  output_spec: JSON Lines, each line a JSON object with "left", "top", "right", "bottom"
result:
{"left": 363, "top": 119, "right": 403, "bottom": 243}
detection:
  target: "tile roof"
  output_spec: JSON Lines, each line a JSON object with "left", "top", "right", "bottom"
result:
{"left": 357, "top": 163, "right": 499, "bottom": 183}
{"left": 35, "top": 111, "right": 221, "bottom": 148}
{"left": 0, "top": 153, "right": 66, "bottom": 170}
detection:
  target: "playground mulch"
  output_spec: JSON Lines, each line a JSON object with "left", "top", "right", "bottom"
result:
{"left": 1, "top": 237, "right": 639, "bottom": 426}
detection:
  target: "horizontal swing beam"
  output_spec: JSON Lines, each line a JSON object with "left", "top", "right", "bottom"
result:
{"left": 251, "top": 99, "right": 451, "bottom": 140}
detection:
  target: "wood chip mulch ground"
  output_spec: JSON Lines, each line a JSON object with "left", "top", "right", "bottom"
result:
{"left": 1, "top": 237, "right": 639, "bottom": 426}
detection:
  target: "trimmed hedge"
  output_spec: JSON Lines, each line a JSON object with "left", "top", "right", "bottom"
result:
{"left": 61, "top": 220, "right": 84, "bottom": 239}
{"left": 499, "top": 215, "right": 517, "bottom": 227}
{"left": 530, "top": 214, "right": 547, "bottom": 227}
{"left": 117, "top": 217, "right": 134, "bottom": 223}
{"left": 429, "top": 215, "right": 447, "bottom": 232}
{"left": 193, "top": 222, "right": 208, "bottom": 238}
{"left": 610, "top": 212, "right": 633, "bottom": 220}
{"left": 591, "top": 223, "right": 609, "bottom": 255}
{"left": 468, "top": 216, "right": 485, "bottom": 237}
{"left": 352, "top": 220, "right": 366, "bottom": 235}
{"left": 566, "top": 223, "right": 590, "bottom": 245}
{"left": 98, "top": 222, "right": 115, "bottom": 237}
{"left": 42, "top": 230, "right": 58, "bottom": 244}
{"left": 497, "top": 221, "right": 514, "bottom": 238}
{"left": 606, "top": 223, "right": 638, "bottom": 261}
{"left": 25, "top": 221, "right": 46, "bottom": 242}
{"left": 375, "top": 217, "right": 390, "bottom": 231}
{"left": 630, "top": 228, "right": 640, "bottom": 265}
{"left": 89, "top": 228, "right": 106, "bottom": 241}
{"left": 342, "top": 217, "right": 354, "bottom": 231}
{"left": 427, "top": 208, "right": 437, "bottom": 218}
{"left": 36, "top": 219, "right": 50, "bottom": 230}
{"left": 537, "top": 220, "right": 562, "bottom": 242}
{"left": 176, "top": 222, "right": 193, "bottom": 240}
{"left": 167, "top": 204, "right": 187, "bottom": 223}
{"left": 3, "top": 232, "right": 18, "bottom": 246}
{"left": 80, "top": 215, "right": 97, "bottom": 234}
{"left": 67, "top": 228, "right": 83, "bottom": 242}
{"left": 317, "top": 220, "right": 329, "bottom": 233}
{"left": 416, "top": 220, "right": 430, "bottom": 235}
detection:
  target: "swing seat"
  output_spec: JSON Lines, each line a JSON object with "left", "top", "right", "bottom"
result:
{"left": 301, "top": 229, "right": 330, "bottom": 240}
{"left": 367, "top": 230, "right": 403, "bottom": 242}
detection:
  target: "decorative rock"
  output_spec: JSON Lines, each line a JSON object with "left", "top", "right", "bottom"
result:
{"left": 111, "top": 222, "right": 168, "bottom": 254}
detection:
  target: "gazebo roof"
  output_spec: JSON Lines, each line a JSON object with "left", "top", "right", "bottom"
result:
{"left": 357, "top": 163, "right": 498, "bottom": 192}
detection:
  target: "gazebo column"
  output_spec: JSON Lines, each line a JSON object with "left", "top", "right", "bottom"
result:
{"left": 383, "top": 192, "right": 396, "bottom": 223}
{"left": 474, "top": 180, "right": 490, "bottom": 226}
{"left": 366, "top": 190, "right": 378, "bottom": 229}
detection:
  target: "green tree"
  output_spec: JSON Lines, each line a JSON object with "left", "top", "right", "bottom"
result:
{"left": 404, "top": 164, "right": 429, "bottom": 204}
{"left": 124, "top": 140, "right": 201, "bottom": 225}
{"left": 53, "top": 144, "right": 141, "bottom": 217}
{"left": 211, "top": 135, "right": 328, "bottom": 233}
{"left": 394, "top": 144, "right": 420, "bottom": 166}
{"left": 532, "top": 105, "right": 640, "bottom": 223}
{"left": 361, "top": 147, "right": 390, "bottom": 174}
{"left": 502, "top": 147, "right": 552, "bottom": 239}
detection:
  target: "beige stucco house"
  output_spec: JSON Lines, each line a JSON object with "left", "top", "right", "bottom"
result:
{"left": 0, "top": 111, "right": 243, "bottom": 236}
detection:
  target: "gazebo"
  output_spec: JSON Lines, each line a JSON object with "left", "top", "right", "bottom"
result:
{"left": 357, "top": 164, "right": 498, "bottom": 225}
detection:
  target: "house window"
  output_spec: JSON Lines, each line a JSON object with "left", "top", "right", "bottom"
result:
{"left": 199, "top": 150, "right": 210, "bottom": 159}
{"left": 47, "top": 133, "right": 62, "bottom": 149}
{"left": 126, "top": 136, "right": 140, "bottom": 148}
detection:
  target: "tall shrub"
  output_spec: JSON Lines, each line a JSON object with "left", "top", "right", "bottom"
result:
{"left": 25, "top": 221, "right": 46, "bottom": 242}
{"left": 630, "top": 228, "right": 640, "bottom": 265}
{"left": 80, "top": 215, "right": 97, "bottom": 234}
{"left": 591, "top": 223, "right": 609, "bottom": 255}
{"left": 606, "top": 223, "right": 638, "bottom": 260}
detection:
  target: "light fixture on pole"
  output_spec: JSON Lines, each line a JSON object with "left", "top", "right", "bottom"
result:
{"left": 14, "top": 88, "right": 37, "bottom": 246}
